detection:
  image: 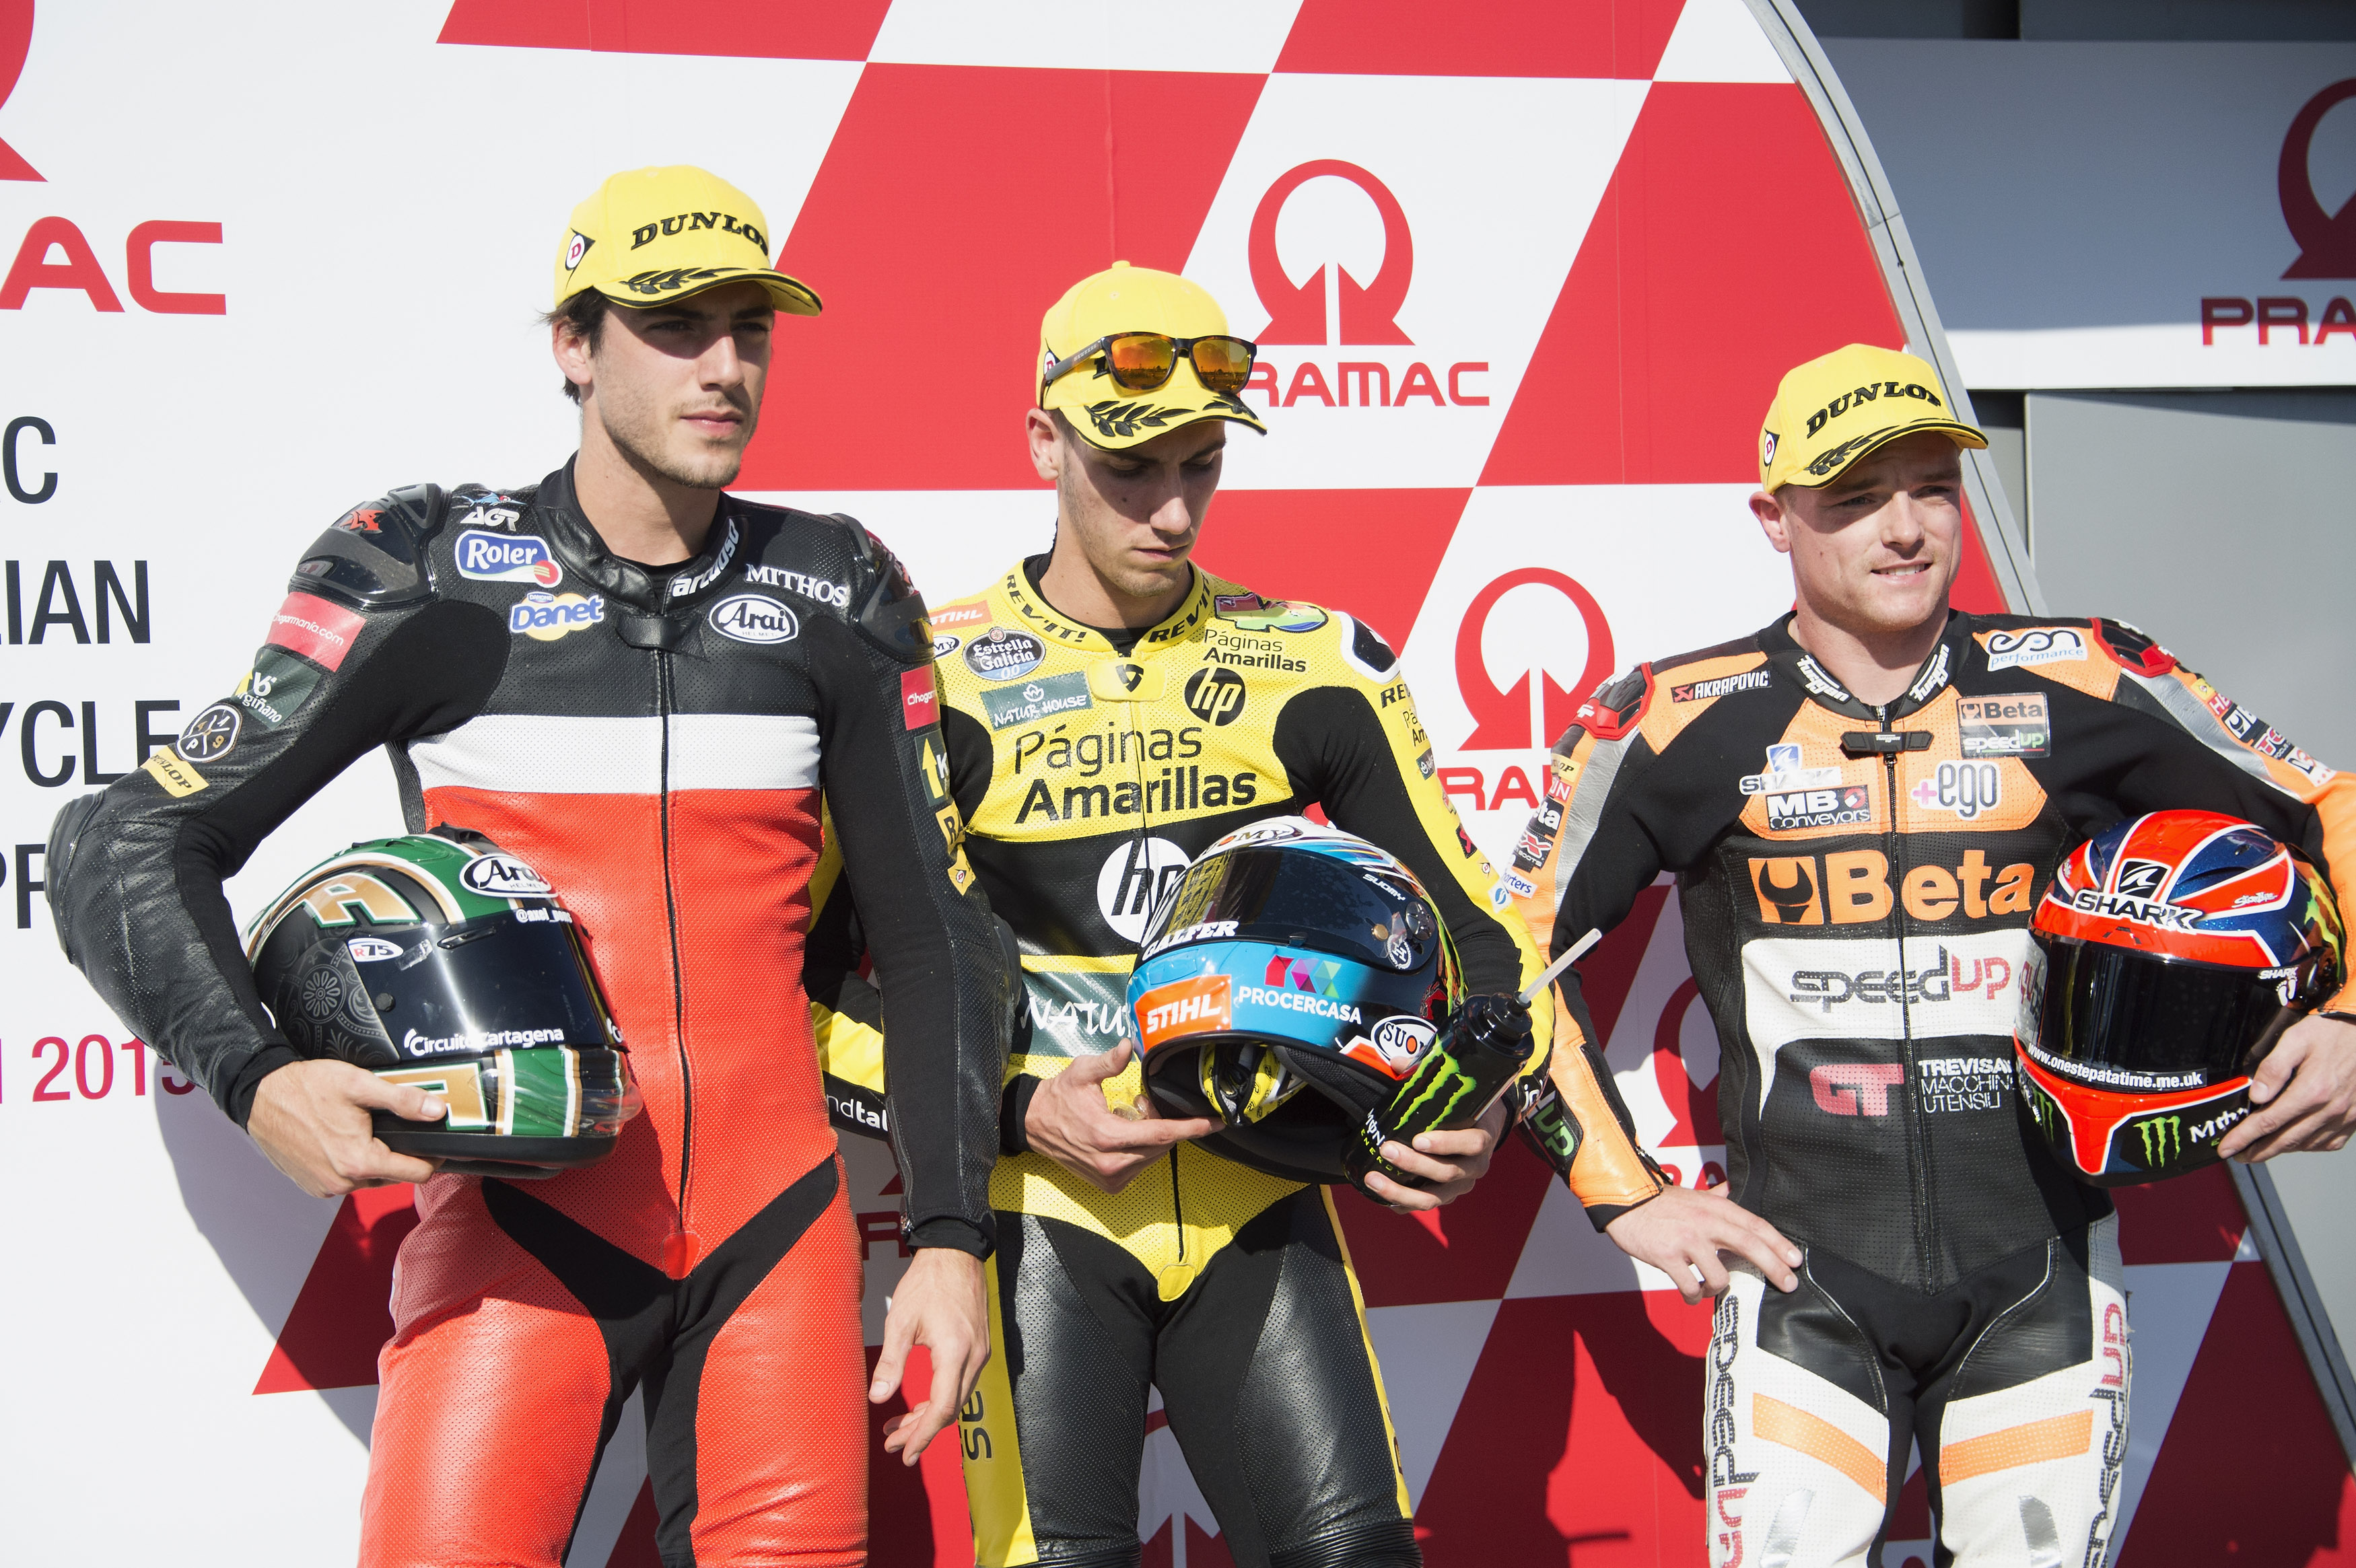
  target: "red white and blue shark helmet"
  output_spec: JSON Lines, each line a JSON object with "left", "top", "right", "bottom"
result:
{"left": 2016, "top": 810, "right": 2343, "bottom": 1185}
{"left": 1125, "top": 817, "right": 1464, "bottom": 1183}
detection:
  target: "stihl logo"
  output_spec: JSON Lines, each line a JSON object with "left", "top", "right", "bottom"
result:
{"left": 1810, "top": 1063, "right": 1903, "bottom": 1116}
{"left": 1136, "top": 973, "right": 1233, "bottom": 1050}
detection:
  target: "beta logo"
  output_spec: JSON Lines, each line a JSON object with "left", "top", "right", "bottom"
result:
{"left": 707, "top": 593, "right": 798, "bottom": 645}
{"left": 510, "top": 591, "right": 605, "bottom": 641}
{"left": 454, "top": 530, "right": 561, "bottom": 587}
{"left": 459, "top": 854, "right": 553, "bottom": 899}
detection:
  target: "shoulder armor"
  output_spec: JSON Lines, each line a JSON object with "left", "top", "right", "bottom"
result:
{"left": 2091, "top": 617, "right": 2178, "bottom": 678}
{"left": 287, "top": 485, "right": 446, "bottom": 610}
{"left": 1572, "top": 666, "right": 1653, "bottom": 742}
{"left": 1345, "top": 614, "right": 1398, "bottom": 680}
{"left": 839, "top": 513, "right": 931, "bottom": 666}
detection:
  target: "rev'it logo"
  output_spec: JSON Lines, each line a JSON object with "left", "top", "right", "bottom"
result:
{"left": 0, "top": 1, "right": 40, "bottom": 182}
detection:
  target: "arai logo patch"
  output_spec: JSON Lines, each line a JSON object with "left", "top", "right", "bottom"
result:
{"left": 460, "top": 854, "right": 553, "bottom": 899}
{"left": 707, "top": 594, "right": 799, "bottom": 645}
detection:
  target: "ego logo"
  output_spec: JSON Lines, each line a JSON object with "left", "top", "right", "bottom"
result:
{"left": 1183, "top": 666, "right": 1247, "bottom": 726}
{"left": 1455, "top": 568, "right": 1616, "bottom": 750}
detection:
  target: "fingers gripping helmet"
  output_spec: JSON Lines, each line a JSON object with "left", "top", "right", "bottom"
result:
{"left": 245, "top": 832, "right": 639, "bottom": 1178}
{"left": 1125, "top": 817, "right": 1463, "bottom": 1182}
{"left": 2017, "top": 810, "right": 2344, "bottom": 1185}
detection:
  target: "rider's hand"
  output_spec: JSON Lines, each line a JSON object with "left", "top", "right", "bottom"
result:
{"left": 1023, "top": 1044, "right": 1218, "bottom": 1194}
{"left": 876, "top": 1247, "right": 991, "bottom": 1467}
{"left": 246, "top": 1057, "right": 446, "bottom": 1199}
{"left": 1360, "top": 1099, "right": 1508, "bottom": 1212}
{"left": 2221, "top": 1012, "right": 2356, "bottom": 1161}
{"left": 1604, "top": 1183, "right": 1803, "bottom": 1304}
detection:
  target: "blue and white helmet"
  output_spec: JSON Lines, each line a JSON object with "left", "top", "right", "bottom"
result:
{"left": 1126, "top": 816, "right": 1464, "bottom": 1182}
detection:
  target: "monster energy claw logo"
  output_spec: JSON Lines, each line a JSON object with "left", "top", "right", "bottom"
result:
{"left": 2134, "top": 1114, "right": 2183, "bottom": 1166}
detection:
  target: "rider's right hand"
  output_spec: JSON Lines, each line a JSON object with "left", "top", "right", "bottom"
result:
{"left": 247, "top": 1058, "right": 447, "bottom": 1199}
{"left": 1603, "top": 1182, "right": 1805, "bottom": 1304}
{"left": 1023, "top": 1044, "right": 1218, "bottom": 1194}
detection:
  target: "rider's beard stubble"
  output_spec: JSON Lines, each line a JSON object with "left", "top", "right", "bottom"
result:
{"left": 592, "top": 369, "right": 760, "bottom": 493}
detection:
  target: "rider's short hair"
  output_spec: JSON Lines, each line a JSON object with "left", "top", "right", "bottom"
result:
{"left": 543, "top": 289, "right": 611, "bottom": 406}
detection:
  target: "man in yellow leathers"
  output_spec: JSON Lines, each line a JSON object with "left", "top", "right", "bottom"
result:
{"left": 808, "top": 263, "right": 1668, "bottom": 1568}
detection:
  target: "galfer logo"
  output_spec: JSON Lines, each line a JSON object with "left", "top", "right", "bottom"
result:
{"left": 1243, "top": 159, "right": 1490, "bottom": 411}
{"left": 454, "top": 530, "right": 561, "bottom": 587}
{"left": 1455, "top": 568, "right": 1615, "bottom": 750}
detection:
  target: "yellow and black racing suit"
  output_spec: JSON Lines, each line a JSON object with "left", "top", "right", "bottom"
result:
{"left": 807, "top": 557, "right": 1656, "bottom": 1568}
{"left": 1512, "top": 610, "right": 2356, "bottom": 1568}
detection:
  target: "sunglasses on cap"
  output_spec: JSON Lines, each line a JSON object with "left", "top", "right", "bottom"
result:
{"left": 1042, "top": 332, "right": 1259, "bottom": 397}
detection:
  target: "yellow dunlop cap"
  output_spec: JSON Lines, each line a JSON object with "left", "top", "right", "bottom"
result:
{"left": 1038, "top": 261, "right": 1267, "bottom": 450}
{"left": 1759, "top": 343, "right": 1984, "bottom": 490}
{"left": 556, "top": 166, "right": 821, "bottom": 317}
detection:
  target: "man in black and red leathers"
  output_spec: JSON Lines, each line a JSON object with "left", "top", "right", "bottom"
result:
{"left": 1510, "top": 343, "right": 2356, "bottom": 1568}
{"left": 46, "top": 166, "right": 1006, "bottom": 1568}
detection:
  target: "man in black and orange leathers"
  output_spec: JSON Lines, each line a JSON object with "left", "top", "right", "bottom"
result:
{"left": 1509, "top": 343, "right": 2356, "bottom": 1568}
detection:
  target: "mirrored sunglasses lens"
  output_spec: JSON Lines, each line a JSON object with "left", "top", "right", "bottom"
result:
{"left": 1105, "top": 334, "right": 1179, "bottom": 392}
{"left": 1192, "top": 338, "right": 1254, "bottom": 394}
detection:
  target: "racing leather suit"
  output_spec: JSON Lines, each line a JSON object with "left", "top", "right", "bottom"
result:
{"left": 806, "top": 559, "right": 1657, "bottom": 1568}
{"left": 1513, "top": 610, "right": 2356, "bottom": 1568}
{"left": 46, "top": 464, "right": 1008, "bottom": 1568}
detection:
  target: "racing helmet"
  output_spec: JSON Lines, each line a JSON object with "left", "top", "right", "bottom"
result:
{"left": 1126, "top": 817, "right": 1464, "bottom": 1182}
{"left": 245, "top": 832, "right": 639, "bottom": 1178}
{"left": 2016, "top": 810, "right": 2343, "bottom": 1185}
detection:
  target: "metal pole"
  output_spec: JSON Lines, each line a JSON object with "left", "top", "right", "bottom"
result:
{"left": 2231, "top": 1160, "right": 2356, "bottom": 1468}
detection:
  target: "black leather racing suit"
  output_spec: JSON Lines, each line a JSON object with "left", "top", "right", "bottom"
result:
{"left": 1511, "top": 610, "right": 2355, "bottom": 1567}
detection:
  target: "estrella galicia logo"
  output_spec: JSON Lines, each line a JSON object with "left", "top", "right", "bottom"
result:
{"left": 1183, "top": 666, "right": 1247, "bottom": 726}
{"left": 707, "top": 593, "right": 798, "bottom": 645}
{"left": 964, "top": 627, "right": 1045, "bottom": 680}
{"left": 455, "top": 530, "right": 562, "bottom": 587}
{"left": 177, "top": 703, "right": 242, "bottom": 763}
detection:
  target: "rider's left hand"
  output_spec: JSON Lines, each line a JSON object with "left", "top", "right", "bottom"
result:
{"left": 2219, "top": 1012, "right": 2356, "bottom": 1161}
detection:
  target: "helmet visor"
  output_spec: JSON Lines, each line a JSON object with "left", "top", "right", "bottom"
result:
{"left": 355, "top": 913, "right": 620, "bottom": 1062}
{"left": 1140, "top": 844, "right": 1439, "bottom": 973}
{"left": 2023, "top": 932, "right": 2299, "bottom": 1092}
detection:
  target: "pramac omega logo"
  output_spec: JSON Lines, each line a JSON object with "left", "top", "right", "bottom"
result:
{"left": 1244, "top": 159, "right": 1490, "bottom": 411}
{"left": 0, "top": 0, "right": 38, "bottom": 182}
